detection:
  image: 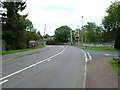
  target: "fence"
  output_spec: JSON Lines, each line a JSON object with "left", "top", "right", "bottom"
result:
{"left": 29, "top": 40, "right": 45, "bottom": 49}
{"left": 2, "top": 40, "right": 6, "bottom": 51}
{"left": 73, "top": 42, "right": 114, "bottom": 48}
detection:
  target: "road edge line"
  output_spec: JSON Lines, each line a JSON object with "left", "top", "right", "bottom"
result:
{"left": 80, "top": 49, "right": 87, "bottom": 88}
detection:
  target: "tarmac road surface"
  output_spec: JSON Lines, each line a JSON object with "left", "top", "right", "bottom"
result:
{"left": 2, "top": 46, "right": 85, "bottom": 88}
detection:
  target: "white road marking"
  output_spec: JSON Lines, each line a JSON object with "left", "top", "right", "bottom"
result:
{"left": 105, "top": 54, "right": 109, "bottom": 56}
{"left": 47, "top": 58, "right": 51, "bottom": 61}
{"left": 87, "top": 52, "right": 92, "bottom": 60}
{"left": 83, "top": 72, "right": 87, "bottom": 88}
{"left": 80, "top": 49, "right": 87, "bottom": 62}
{"left": 0, "top": 46, "right": 65, "bottom": 82}
{"left": 0, "top": 80, "right": 8, "bottom": 85}
{"left": 80, "top": 49, "right": 87, "bottom": 88}
{"left": 0, "top": 59, "right": 47, "bottom": 81}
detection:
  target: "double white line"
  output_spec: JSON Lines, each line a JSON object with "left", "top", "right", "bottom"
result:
{"left": 80, "top": 49, "right": 92, "bottom": 88}
{"left": 0, "top": 46, "right": 65, "bottom": 85}
{"left": 86, "top": 52, "right": 92, "bottom": 60}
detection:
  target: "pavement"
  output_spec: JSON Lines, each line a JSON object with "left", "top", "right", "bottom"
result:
{"left": 86, "top": 57, "right": 119, "bottom": 88}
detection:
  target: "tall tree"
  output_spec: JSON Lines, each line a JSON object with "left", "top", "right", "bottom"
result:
{"left": 102, "top": 1, "right": 120, "bottom": 49}
{"left": 1, "top": 0, "right": 28, "bottom": 50}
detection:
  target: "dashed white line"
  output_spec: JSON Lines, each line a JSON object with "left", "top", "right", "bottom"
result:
{"left": 0, "top": 80, "right": 8, "bottom": 85}
{"left": 0, "top": 46, "right": 65, "bottom": 82}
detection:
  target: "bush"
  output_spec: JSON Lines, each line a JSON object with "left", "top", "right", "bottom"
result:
{"left": 18, "top": 42, "right": 27, "bottom": 49}
{"left": 46, "top": 39, "right": 58, "bottom": 45}
{"left": 6, "top": 44, "right": 12, "bottom": 50}
{"left": 114, "top": 36, "right": 120, "bottom": 50}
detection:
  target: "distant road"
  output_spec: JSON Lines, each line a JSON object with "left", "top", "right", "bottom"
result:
{"left": 2, "top": 46, "right": 85, "bottom": 88}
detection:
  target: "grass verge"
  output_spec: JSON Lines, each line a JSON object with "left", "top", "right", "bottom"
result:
{"left": 80, "top": 47, "right": 119, "bottom": 52}
{"left": 109, "top": 60, "right": 120, "bottom": 75}
{"left": 2, "top": 45, "right": 45, "bottom": 55}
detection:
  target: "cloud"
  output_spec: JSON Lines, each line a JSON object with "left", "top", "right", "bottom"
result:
{"left": 20, "top": 0, "right": 116, "bottom": 36}
{"left": 41, "top": 6, "right": 75, "bottom": 12}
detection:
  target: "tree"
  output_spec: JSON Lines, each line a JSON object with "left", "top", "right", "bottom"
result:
{"left": 54, "top": 25, "right": 72, "bottom": 43}
{"left": 102, "top": 1, "right": 120, "bottom": 49}
{"left": 81, "top": 22, "right": 104, "bottom": 42}
{"left": 1, "top": 1, "right": 28, "bottom": 50}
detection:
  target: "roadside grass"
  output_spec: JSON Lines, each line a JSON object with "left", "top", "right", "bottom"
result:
{"left": 80, "top": 47, "right": 119, "bottom": 52}
{"left": 109, "top": 60, "right": 120, "bottom": 75}
{"left": 2, "top": 45, "right": 45, "bottom": 55}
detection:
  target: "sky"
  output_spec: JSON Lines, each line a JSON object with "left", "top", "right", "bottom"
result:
{"left": 20, "top": 0, "right": 116, "bottom": 36}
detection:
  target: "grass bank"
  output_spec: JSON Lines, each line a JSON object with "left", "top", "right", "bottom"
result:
{"left": 109, "top": 60, "right": 120, "bottom": 75}
{"left": 2, "top": 45, "right": 45, "bottom": 55}
{"left": 80, "top": 47, "right": 119, "bottom": 52}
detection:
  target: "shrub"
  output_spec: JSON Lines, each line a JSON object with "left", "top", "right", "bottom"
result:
{"left": 46, "top": 39, "right": 58, "bottom": 45}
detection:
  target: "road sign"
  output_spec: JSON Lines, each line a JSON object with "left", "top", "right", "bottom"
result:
{"left": 43, "top": 35, "right": 48, "bottom": 40}
{"left": 75, "top": 36, "right": 79, "bottom": 40}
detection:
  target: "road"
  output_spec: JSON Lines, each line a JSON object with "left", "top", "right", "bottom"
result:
{"left": 82, "top": 49, "right": 118, "bottom": 60}
{"left": 1, "top": 45, "right": 118, "bottom": 88}
{"left": 2, "top": 46, "right": 85, "bottom": 88}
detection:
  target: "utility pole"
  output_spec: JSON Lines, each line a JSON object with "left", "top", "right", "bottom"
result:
{"left": 43, "top": 24, "right": 46, "bottom": 46}
{"left": 44, "top": 24, "right": 46, "bottom": 35}
{"left": 82, "top": 16, "right": 83, "bottom": 27}
{"left": 70, "top": 29, "right": 73, "bottom": 45}
{"left": 81, "top": 16, "right": 83, "bottom": 42}
{"left": 77, "top": 25, "right": 80, "bottom": 46}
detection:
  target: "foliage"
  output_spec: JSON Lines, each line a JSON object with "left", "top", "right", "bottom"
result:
{"left": 114, "top": 36, "right": 120, "bottom": 49}
{"left": 46, "top": 39, "right": 58, "bottom": 45}
{"left": 109, "top": 60, "right": 120, "bottom": 75}
{"left": 54, "top": 25, "right": 73, "bottom": 43}
{"left": 81, "top": 22, "right": 104, "bottom": 42}
{"left": 102, "top": 1, "right": 120, "bottom": 49}
{"left": 2, "top": 1, "right": 27, "bottom": 50}
{"left": 1, "top": 1, "right": 42, "bottom": 50}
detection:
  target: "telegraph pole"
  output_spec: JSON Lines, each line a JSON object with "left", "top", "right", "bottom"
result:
{"left": 81, "top": 16, "right": 84, "bottom": 42}
{"left": 82, "top": 16, "right": 83, "bottom": 27}
{"left": 44, "top": 24, "right": 46, "bottom": 35}
{"left": 77, "top": 25, "right": 80, "bottom": 46}
{"left": 44, "top": 24, "right": 46, "bottom": 46}
{"left": 70, "top": 29, "right": 73, "bottom": 45}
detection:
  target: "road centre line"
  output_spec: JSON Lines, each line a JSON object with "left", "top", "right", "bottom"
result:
{"left": 47, "top": 58, "right": 51, "bottom": 61}
{"left": 0, "top": 80, "right": 8, "bottom": 85}
{"left": 87, "top": 52, "right": 92, "bottom": 60}
{"left": 0, "top": 46, "right": 65, "bottom": 81}
{"left": 0, "top": 59, "right": 48, "bottom": 81}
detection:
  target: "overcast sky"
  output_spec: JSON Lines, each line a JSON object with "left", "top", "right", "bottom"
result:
{"left": 20, "top": 0, "right": 116, "bottom": 36}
